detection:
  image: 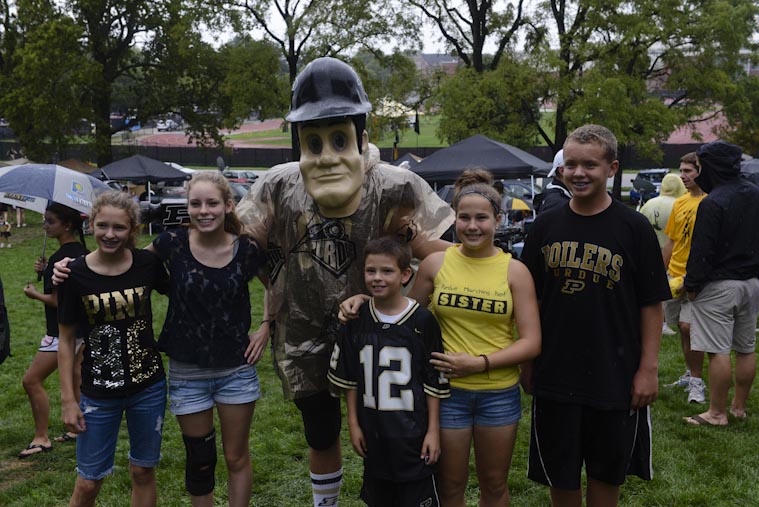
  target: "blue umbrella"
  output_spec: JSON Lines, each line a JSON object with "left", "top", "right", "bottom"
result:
{"left": 0, "top": 163, "right": 109, "bottom": 215}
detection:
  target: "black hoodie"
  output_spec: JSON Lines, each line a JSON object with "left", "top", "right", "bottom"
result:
{"left": 684, "top": 141, "right": 759, "bottom": 292}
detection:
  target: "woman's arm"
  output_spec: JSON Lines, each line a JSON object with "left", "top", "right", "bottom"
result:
{"left": 58, "top": 323, "right": 86, "bottom": 433}
{"left": 23, "top": 284, "right": 57, "bottom": 306}
{"left": 245, "top": 283, "right": 271, "bottom": 364}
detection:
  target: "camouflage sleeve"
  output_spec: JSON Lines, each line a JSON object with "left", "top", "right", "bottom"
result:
{"left": 375, "top": 163, "right": 454, "bottom": 245}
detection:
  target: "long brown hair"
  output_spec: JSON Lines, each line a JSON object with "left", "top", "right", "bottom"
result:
{"left": 186, "top": 171, "right": 245, "bottom": 235}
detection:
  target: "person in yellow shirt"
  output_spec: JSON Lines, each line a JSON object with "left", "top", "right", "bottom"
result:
{"left": 662, "top": 152, "right": 707, "bottom": 403}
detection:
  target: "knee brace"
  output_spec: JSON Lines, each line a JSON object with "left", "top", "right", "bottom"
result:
{"left": 296, "top": 391, "right": 342, "bottom": 451}
{"left": 182, "top": 429, "right": 217, "bottom": 496}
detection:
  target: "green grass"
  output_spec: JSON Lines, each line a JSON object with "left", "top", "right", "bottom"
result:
{"left": 1, "top": 212, "right": 758, "bottom": 505}
{"left": 223, "top": 115, "right": 448, "bottom": 151}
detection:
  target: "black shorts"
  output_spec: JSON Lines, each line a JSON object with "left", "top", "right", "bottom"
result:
{"left": 294, "top": 390, "right": 341, "bottom": 450}
{"left": 528, "top": 396, "right": 652, "bottom": 490}
{"left": 360, "top": 469, "right": 440, "bottom": 507}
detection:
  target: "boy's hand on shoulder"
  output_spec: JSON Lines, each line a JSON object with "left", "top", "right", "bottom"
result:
{"left": 630, "top": 366, "right": 658, "bottom": 409}
{"left": 348, "top": 421, "right": 368, "bottom": 459}
{"left": 421, "top": 430, "right": 440, "bottom": 465}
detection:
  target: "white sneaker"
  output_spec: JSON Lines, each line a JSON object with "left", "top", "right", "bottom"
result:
{"left": 688, "top": 377, "right": 706, "bottom": 404}
{"left": 661, "top": 323, "right": 677, "bottom": 336}
{"left": 668, "top": 370, "right": 691, "bottom": 391}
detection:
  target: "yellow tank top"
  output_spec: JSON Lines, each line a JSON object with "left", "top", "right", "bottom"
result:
{"left": 430, "top": 246, "right": 517, "bottom": 390}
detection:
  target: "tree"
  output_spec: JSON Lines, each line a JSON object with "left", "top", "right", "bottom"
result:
{"left": 718, "top": 75, "right": 759, "bottom": 156}
{"left": 435, "top": 59, "right": 544, "bottom": 146}
{"left": 217, "top": 0, "right": 418, "bottom": 84}
{"left": 409, "top": 0, "right": 527, "bottom": 72}
{"left": 525, "top": 0, "right": 758, "bottom": 156}
{"left": 351, "top": 50, "right": 429, "bottom": 142}
{"left": 0, "top": 0, "right": 96, "bottom": 161}
{"left": 0, "top": 15, "right": 94, "bottom": 160}
{"left": 1, "top": 0, "right": 286, "bottom": 164}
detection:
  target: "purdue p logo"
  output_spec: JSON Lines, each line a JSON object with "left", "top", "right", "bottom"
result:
{"left": 561, "top": 279, "right": 585, "bottom": 294}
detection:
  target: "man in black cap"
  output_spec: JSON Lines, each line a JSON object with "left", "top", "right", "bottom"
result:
{"left": 683, "top": 140, "right": 759, "bottom": 427}
{"left": 237, "top": 57, "right": 453, "bottom": 505}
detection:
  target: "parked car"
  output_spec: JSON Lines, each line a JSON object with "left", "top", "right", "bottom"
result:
{"left": 223, "top": 170, "right": 259, "bottom": 184}
{"left": 629, "top": 168, "right": 669, "bottom": 204}
{"left": 501, "top": 179, "right": 542, "bottom": 205}
{"left": 156, "top": 119, "right": 178, "bottom": 132}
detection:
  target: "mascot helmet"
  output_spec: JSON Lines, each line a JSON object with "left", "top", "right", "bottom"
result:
{"left": 286, "top": 57, "right": 372, "bottom": 123}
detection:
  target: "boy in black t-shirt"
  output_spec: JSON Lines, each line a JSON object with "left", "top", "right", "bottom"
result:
{"left": 521, "top": 125, "right": 670, "bottom": 507}
{"left": 328, "top": 237, "right": 450, "bottom": 507}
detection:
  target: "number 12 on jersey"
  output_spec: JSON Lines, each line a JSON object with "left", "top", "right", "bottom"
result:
{"left": 359, "top": 345, "right": 414, "bottom": 412}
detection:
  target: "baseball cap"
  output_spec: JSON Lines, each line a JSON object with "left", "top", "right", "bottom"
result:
{"left": 547, "top": 149, "right": 564, "bottom": 178}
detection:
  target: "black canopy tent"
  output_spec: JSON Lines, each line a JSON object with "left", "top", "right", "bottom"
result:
{"left": 99, "top": 154, "right": 190, "bottom": 184}
{"left": 411, "top": 134, "right": 551, "bottom": 185}
{"left": 99, "top": 155, "right": 190, "bottom": 233}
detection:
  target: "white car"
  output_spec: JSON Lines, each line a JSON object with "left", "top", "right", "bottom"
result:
{"left": 156, "top": 119, "right": 178, "bottom": 132}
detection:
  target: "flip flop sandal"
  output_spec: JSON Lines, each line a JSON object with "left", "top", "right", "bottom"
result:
{"left": 18, "top": 443, "right": 52, "bottom": 459}
{"left": 683, "top": 414, "right": 727, "bottom": 427}
{"left": 54, "top": 432, "right": 77, "bottom": 443}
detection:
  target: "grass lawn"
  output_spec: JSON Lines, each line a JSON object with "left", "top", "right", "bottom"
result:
{"left": 1, "top": 212, "right": 757, "bottom": 506}
{"left": 224, "top": 116, "right": 448, "bottom": 151}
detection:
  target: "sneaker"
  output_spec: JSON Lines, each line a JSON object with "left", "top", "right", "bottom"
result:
{"left": 661, "top": 323, "right": 677, "bottom": 336}
{"left": 668, "top": 370, "right": 691, "bottom": 390}
{"left": 688, "top": 377, "right": 706, "bottom": 404}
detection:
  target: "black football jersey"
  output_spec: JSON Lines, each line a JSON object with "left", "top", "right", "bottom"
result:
{"left": 329, "top": 298, "right": 450, "bottom": 481}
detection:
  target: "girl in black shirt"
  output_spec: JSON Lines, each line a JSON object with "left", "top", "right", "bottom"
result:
{"left": 19, "top": 204, "right": 88, "bottom": 458}
{"left": 58, "top": 191, "right": 167, "bottom": 506}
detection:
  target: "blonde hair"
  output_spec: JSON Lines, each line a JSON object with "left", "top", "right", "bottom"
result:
{"left": 565, "top": 124, "right": 618, "bottom": 163}
{"left": 186, "top": 171, "right": 244, "bottom": 235}
{"left": 452, "top": 168, "right": 501, "bottom": 216}
{"left": 90, "top": 190, "right": 140, "bottom": 249}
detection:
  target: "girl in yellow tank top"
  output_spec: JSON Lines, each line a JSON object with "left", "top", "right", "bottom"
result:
{"left": 431, "top": 245, "right": 517, "bottom": 390}
{"left": 408, "top": 169, "right": 541, "bottom": 506}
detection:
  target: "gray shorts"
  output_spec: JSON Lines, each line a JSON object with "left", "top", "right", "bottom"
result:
{"left": 690, "top": 279, "right": 759, "bottom": 354}
{"left": 663, "top": 295, "right": 692, "bottom": 329}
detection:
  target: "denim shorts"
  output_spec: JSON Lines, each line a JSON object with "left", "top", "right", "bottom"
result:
{"left": 76, "top": 379, "right": 167, "bottom": 480}
{"left": 168, "top": 365, "right": 261, "bottom": 416}
{"left": 439, "top": 384, "right": 522, "bottom": 429}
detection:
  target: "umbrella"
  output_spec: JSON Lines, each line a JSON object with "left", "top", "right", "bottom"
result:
{"left": 0, "top": 164, "right": 109, "bottom": 215}
{"left": 0, "top": 163, "right": 109, "bottom": 277}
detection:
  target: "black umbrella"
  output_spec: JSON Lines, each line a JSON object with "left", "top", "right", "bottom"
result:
{"left": 412, "top": 134, "right": 551, "bottom": 184}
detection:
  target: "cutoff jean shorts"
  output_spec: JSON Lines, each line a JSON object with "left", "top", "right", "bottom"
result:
{"left": 440, "top": 384, "right": 522, "bottom": 429}
{"left": 76, "top": 378, "right": 167, "bottom": 480}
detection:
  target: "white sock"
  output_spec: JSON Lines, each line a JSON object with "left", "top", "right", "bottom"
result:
{"left": 311, "top": 468, "right": 342, "bottom": 507}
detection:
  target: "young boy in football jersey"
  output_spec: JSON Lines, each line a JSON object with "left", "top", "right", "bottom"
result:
{"left": 328, "top": 237, "right": 450, "bottom": 507}
{"left": 521, "top": 125, "right": 670, "bottom": 507}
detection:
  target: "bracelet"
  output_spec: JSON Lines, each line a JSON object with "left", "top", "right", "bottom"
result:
{"left": 261, "top": 319, "right": 273, "bottom": 325}
{"left": 479, "top": 354, "right": 490, "bottom": 377}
